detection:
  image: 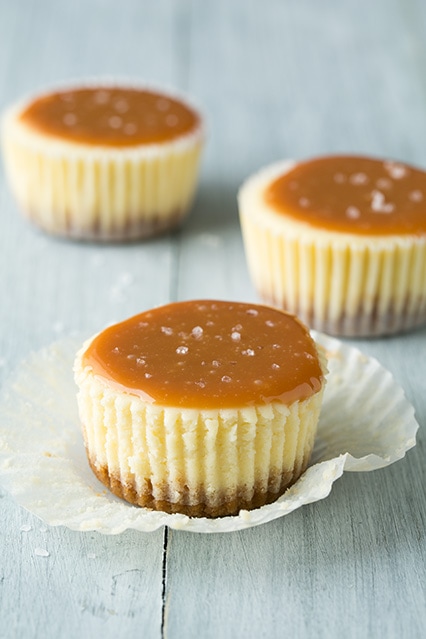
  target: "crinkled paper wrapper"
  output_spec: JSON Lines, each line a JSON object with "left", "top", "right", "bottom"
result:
{"left": 0, "top": 333, "right": 418, "bottom": 534}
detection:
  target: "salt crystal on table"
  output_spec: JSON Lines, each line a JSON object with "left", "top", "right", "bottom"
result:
{"left": 34, "top": 548, "right": 49, "bottom": 557}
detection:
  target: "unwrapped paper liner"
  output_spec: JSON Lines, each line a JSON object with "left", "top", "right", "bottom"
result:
{"left": 0, "top": 332, "right": 418, "bottom": 533}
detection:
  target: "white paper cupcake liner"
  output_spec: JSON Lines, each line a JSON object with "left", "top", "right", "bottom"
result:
{"left": 0, "top": 332, "right": 418, "bottom": 533}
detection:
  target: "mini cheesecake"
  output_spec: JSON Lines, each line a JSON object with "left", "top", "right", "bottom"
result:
{"left": 238, "top": 155, "right": 426, "bottom": 336}
{"left": 74, "top": 300, "right": 327, "bottom": 518}
{"left": 1, "top": 83, "right": 204, "bottom": 240}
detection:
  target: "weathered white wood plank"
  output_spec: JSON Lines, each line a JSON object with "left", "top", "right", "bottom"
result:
{"left": 163, "top": 1, "right": 426, "bottom": 637}
{"left": 0, "top": 490, "right": 164, "bottom": 638}
{"left": 0, "top": 1, "right": 185, "bottom": 637}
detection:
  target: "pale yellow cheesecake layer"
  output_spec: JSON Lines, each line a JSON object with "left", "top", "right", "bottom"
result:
{"left": 239, "top": 161, "right": 426, "bottom": 336}
{"left": 1, "top": 92, "right": 203, "bottom": 240}
{"left": 74, "top": 337, "right": 326, "bottom": 518}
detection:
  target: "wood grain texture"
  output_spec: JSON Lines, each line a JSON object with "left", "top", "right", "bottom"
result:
{"left": 0, "top": 0, "right": 425, "bottom": 638}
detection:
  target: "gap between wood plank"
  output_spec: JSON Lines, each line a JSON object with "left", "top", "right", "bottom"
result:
{"left": 161, "top": 526, "right": 169, "bottom": 638}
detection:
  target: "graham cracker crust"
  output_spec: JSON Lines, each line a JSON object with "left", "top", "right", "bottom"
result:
{"left": 262, "top": 293, "right": 426, "bottom": 337}
{"left": 88, "top": 456, "right": 305, "bottom": 518}
{"left": 24, "top": 207, "right": 185, "bottom": 242}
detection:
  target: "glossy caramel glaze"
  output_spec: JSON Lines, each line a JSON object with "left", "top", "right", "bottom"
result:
{"left": 265, "top": 155, "right": 426, "bottom": 235}
{"left": 19, "top": 87, "right": 201, "bottom": 147}
{"left": 83, "top": 300, "right": 324, "bottom": 409}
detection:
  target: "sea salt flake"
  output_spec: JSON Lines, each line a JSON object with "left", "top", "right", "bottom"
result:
{"left": 144, "top": 372, "right": 152, "bottom": 379}
{"left": 53, "top": 321, "right": 64, "bottom": 334}
{"left": 124, "top": 123, "right": 137, "bottom": 135}
{"left": 242, "top": 349, "right": 255, "bottom": 356}
{"left": 195, "top": 380, "right": 206, "bottom": 388}
{"left": 346, "top": 206, "right": 361, "bottom": 219}
{"left": 109, "top": 115, "right": 123, "bottom": 129}
{"left": 199, "top": 233, "right": 221, "bottom": 248}
{"left": 176, "top": 346, "right": 189, "bottom": 355}
{"left": 350, "top": 172, "right": 368, "bottom": 185}
{"left": 334, "top": 173, "right": 346, "bottom": 184}
{"left": 212, "top": 360, "right": 221, "bottom": 368}
{"left": 157, "top": 98, "right": 170, "bottom": 112}
{"left": 161, "top": 326, "right": 173, "bottom": 336}
{"left": 384, "top": 161, "right": 408, "bottom": 180}
{"left": 231, "top": 331, "right": 241, "bottom": 342}
{"left": 34, "top": 548, "right": 49, "bottom": 557}
{"left": 265, "top": 320, "right": 275, "bottom": 327}
{"left": 191, "top": 326, "right": 203, "bottom": 339}
{"left": 246, "top": 309, "right": 258, "bottom": 316}
{"left": 166, "top": 114, "right": 178, "bottom": 127}
{"left": 232, "top": 324, "right": 242, "bottom": 331}
{"left": 136, "top": 358, "right": 146, "bottom": 366}
{"left": 60, "top": 93, "right": 74, "bottom": 103}
{"left": 112, "top": 347, "right": 120, "bottom": 354}
{"left": 371, "top": 190, "right": 394, "bottom": 214}
{"left": 63, "top": 113, "right": 77, "bottom": 126}
{"left": 273, "top": 344, "right": 281, "bottom": 349}
{"left": 272, "top": 363, "right": 280, "bottom": 370}
{"left": 409, "top": 189, "right": 423, "bottom": 202}
{"left": 221, "top": 375, "right": 232, "bottom": 383}
{"left": 376, "top": 177, "right": 392, "bottom": 190}
{"left": 114, "top": 99, "right": 129, "bottom": 113}
{"left": 94, "top": 90, "right": 110, "bottom": 104}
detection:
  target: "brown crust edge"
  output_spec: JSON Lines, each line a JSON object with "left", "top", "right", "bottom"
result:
{"left": 88, "top": 456, "right": 307, "bottom": 519}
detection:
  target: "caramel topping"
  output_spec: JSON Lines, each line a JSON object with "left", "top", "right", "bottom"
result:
{"left": 265, "top": 155, "right": 426, "bottom": 235}
{"left": 83, "top": 301, "right": 324, "bottom": 409}
{"left": 20, "top": 87, "right": 200, "bottom": 147}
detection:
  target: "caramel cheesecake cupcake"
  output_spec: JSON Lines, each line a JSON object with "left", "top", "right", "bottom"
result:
{"left": 74, "top": 300, "right": 327, "bottom": 518}
{"left": 238, "top": 155, "right": 426, "bottom": 336}
{"left": 1, "top": 83, "right": 204, "bottom": 240}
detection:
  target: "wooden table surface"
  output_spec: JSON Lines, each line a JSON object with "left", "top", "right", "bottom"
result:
{"left": 0, "top": 1, "right": 425, "bottom": 637}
